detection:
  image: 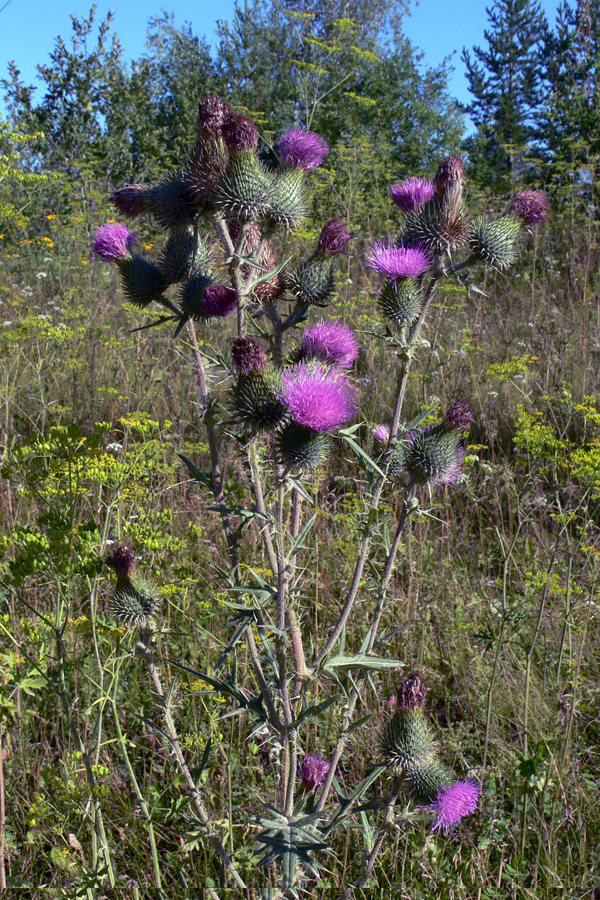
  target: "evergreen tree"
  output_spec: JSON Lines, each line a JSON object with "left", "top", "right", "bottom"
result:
{"left": 462, "top": 0, "right": 549, "bottom": 190}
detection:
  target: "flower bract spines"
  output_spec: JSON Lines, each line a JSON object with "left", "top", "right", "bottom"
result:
{"left": 158, "top": 229, "right": 212, "bottom": 285}
{"left": 231, "top": 369, "right": 287, "bottom": 431}
{"left": 110, "top": 576, "right": 161, "bottom": 630}
{"left": 276, "top": 421, "right": 332, "bottom": 472}
{"left": 266, "top": 167, "right": 307, "bottom": 229}
{"left": 215, "top": 152, "right": 273, "bottom": 222}
{"left": 146, "top": 173, "right": 199, "bottom": 230}
{"left": 118, "top": 256, "right": 167, "bottom": 308}
{"left": 403, "top": 426, "right": 466, "bottom": 487}
{"left": 379, "top": 707, "right": 438, "bottom": 775}
{"left": 469, "top": 215, "right": 521, "bottom": 271}
{"left": 377, "top": 279, "right": 423, "bottom": 327}
{"left": 286, "top": 256, "right": 335, "bottom": 307}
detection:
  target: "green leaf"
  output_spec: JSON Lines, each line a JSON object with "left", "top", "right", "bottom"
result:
{"left": 338, "top": 432, "right": 386, "bottom": 478}
{"left": 178, "top": 453, "right": 212, "bottom": 488}
{"left": 323, "top": 653, "right": 404, "bottom": 674}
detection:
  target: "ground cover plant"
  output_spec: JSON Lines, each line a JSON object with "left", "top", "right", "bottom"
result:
{"left": 1, "top": 19, "right": 600, "bottom": 896}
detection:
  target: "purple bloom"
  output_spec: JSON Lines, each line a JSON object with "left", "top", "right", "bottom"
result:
{"left": 365, "top": 242, "right": 431, "bottom": 280}
{"left": 222, "top": 113, "right": 259, "bottom": 152}
{"left": 105, "top": 546, "right": 136, "bottom": 577}
{"left": 299, "top": 753, "right": 331, "bottom": 794}
{"left": 390, "top": 177, "right": 435, "bottom": 212}
{"left": 200, "top": 284, "right": 238, "bottom": 319}
{"left": 232, "top": 337, "right": 269, "bottom": 375}
{"left": 110, "top": 184, "right": 149, "bottom": 219}
{"left": 280, "top": 362, "right": 358, "bottom": 432}
{"left": 444, "top": 399, "right": 474, "bottom": 432}
{"left": 509, "top": 190, "right": 550, "bottom": 226}
{"left": 317, "top": 218, "right": 353, "bottom": 256}
{"left": 298, "top": 320, "right": 359, "bottom": 368}
{"left": 92, "top": 222, "right": 137, "bottom": 261}
{"left": 276, "top": 129, "right": 329, "bottom": 172}
{"left": 428, "top": 780, "right": 480, "bottom": 833}
{"left": 373, "top": 424, "right": 390, "bottom": 445}
{"left": 396, "top": 672, "right": 429, "bottom": 710}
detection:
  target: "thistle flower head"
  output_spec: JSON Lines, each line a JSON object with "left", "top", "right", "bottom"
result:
{"left": 200, "top": 284, "right": 238, "bottom": 319}
{"left": 509, "top": 190, "right": 550, "bottom": 226}
{"left": 223, "top": 112, "right": 259, "bottom": 152}
{"left": 391, "top": 177, "right": 435, "bottom": 212}
{"left": 110, "top": 576, "right": 161, "bottom": 630}
{"left": 276, "top": 128, "right": 329, "bottom": 172}
{"left": 280, "top": 362, "right": 358, "bottom": 432}
{"left": 92, "top": 222, "right": 137, "bottom": 261}
{"left": 105, "top": 546, "right": 136, "bottom": 577}
{"left": 317, "top": 218, "right": 354, "bottom": 256}
{"left": 298, "top": 320, "right": 359, "bottom": 369}
{"left": 434, "top": 155, "right": 466, "bottom": 195}
{"left": 428, "top": 780, "right": 480, "bottom": 833}
{"left": 373, "top": 424, "right": 390, "bottom": 445}
{"left": 299, "top": 753, "right": 331, "bottom": 794}
{"left": 232, "top": 337, "right": 269, "bottom": 375}
{"left": 365, "top": 242, "right": 431, "bottom": 280}
{"left": 276, "top": 422, "right": 332, "bottom": 472}
{"left": 404, "top": 426, "right": 466, "bottom": 487}
{"left": 110, "top": 184, "right": 150, "bottom": 219}
{"left": 397, "top": 672, "right": 429, "bottom": 710}
{"left": 444, "top": 399, "right": 474, "bottom": 432}
{"left": 197, "top": 95, "right": 230, "bottom": 135}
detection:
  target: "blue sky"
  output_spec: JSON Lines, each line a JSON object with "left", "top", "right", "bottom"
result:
{"left": 0, "top": 0, "right": 562, "bottom": 116}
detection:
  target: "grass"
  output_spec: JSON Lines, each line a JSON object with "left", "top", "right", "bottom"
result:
{"left": 0, "top": 202, "right": 599, "bottom": 899}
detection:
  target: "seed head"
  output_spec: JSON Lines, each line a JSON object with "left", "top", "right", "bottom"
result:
{"left": 391, "top": 177, "right": 435, "bottom": 213}
{"left": 276, "top": 128, "right": 329, "bottom": 172}
{"left": 92, "top": 222, "right": 137, "bottom": 261}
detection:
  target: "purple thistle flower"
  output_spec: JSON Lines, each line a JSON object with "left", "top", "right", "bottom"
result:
{"left": 200, "top": 284, "right": 238, "bottom": 319}
{"left": 317, "top": 218, "right": 354, "bottom": 256}
{"left": 280, "top": 362, "right": 358, "bottom": 432}
{"left": 105, "top": 546, "right": 136, "bottom": 577}
{"left": 390, "top": 177, "right": 435, "bottom": 212}
{"left": 197, "top": 95, "right": 230, "bottom": 135}
{"left": 222, "top": 113, "right": 259, "bottom": 152}
{"left": 92, "top": 222, "right": 137, "bottom": 261}
{"left": 509, "top": 190, "right": 550, "bottom": 226}
{"left": 397, "top": 672, "right": 429, "bottom": 710}
{"left": 365, "top": 242, "right": 431, "bottom": 280}
{"left": 276, "top": 128, "right": 329, "bottom": 172}
{"left": 298, "top": 320, "right": 359, "bottom": 369}
{"left": 299, "top": 753, "right": 331, "bottom": 794}
{"left": 232, "top": 337, "right": 269, "bottom": 375}
{"left": 428, "top": 780, "right": 480, "bottom": 833}
{"left": 444, "top": 399, "right": 474, "bottom": 432}
{"left": 110, "top": 184, "right": 149, "bottom": 219}
{"left": 373, "top": 424, "right": 390, "bottom": 445}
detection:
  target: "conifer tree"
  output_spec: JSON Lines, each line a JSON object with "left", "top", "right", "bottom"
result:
{"left": 461, "top": 0, "right": 549, "bottom": 190}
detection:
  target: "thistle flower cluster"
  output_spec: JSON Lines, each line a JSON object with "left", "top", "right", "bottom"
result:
{"left": 105, "top": 546, "right": 160, "bottom": 631}
{"left": 379, "top": 673, "right": 480, "bottom": 832}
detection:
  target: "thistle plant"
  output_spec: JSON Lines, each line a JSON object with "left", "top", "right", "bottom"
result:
{"left": 92, "top": 96, "right": 548, "bottom": 894}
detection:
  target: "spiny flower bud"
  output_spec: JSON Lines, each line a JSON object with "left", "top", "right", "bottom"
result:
{"left": 433, "top": 155, "right": 466, "bottom": 196}
{"left": 215, "top": 152, "right": 272, "bottom": 222}
{"left": 223, "top": 112, "right": 259, "bottom": 152}
{"left": 299, "top": 754, "right": 331, "bottom": 794}
{"left": 390, "top": 177, "right": 435, "bottom": 213}
{"left": 509, "top": 189, "right": 550, "bottom": 226}
{"left": 197, "top": 95, "right": 230, "bottom": 135}
{"left": 280, "top": 362, "right": 357, "bottom": 433}
{"left": 286, "top": 255, "right": 336, "bottom": 307}
{"left": 317, "top": 218, "right": 354, "bottom": 257}
{"left": 231, "top": 369, "right": 287, "bottom": 431}
{"left": 118, "top": 256, "right": 167, "bottom": 308}
{"left": 379, "top": 706, "right": 438, "bottom": 776}
{"left": 92, "top": 222, "right": 137, "bottom": 261}
{"left": 110, "top": 576, "right": 161, "bottom": 630}
{"left": 146, "top": 173, "right": 198, "bottom": 230}
{"left": 468, "top": 215, "right": 521, "bottom": 271}
{"left": 158, "top": 229, "right": 212, "bottom": 285}
{"left": 428, "top": 780, "right": 480, "bottom": 833}
{"left": 110, "top": 185, "right": 151, "bottom": 219}
{"left": 365, "top": 242, "right": 431, "bottom": 280}
{"left": 180, "top": 276, "right": 236, "bottom": 321}
{"left": 402, "top": 198, "right": 469, "bottom": 255}
{"left": 266, "top": 167, "right": 306, "bottom": 229}
{"left": 296, "top": 320, "right": 359, "bottom": 369}
{"left": 444, "top": 399, "right": 474, "bottom": 432}
{"left": 377, "top": 278, "right": 423, "bottom": 327}
{"left": 232, "top": 337, "right": 269, "bottom": 375}
{"left": 105, "top": 546, "right": 136, "bottom": 578}
{"left": 276, "top": 421, "right": 332, "bottom": 473}
{"left": 403, "top": 426, "right": 466, "bottom": 487}
{"left": 275, "top": 129, "right": 329, "bottom": 172}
